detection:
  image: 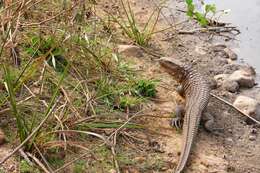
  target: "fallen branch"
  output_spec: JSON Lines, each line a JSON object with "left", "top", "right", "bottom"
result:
{"left": 163, "top": 26, "right": 240, "bottom": 41}
{"left": 178, "top": 26, "right": 240, "bottom": 35}
{"left": 26, "top": 152, "right": 51, "bottom": 173}
{"left": 210, "top": 93, "right": 260, "bottom": 125}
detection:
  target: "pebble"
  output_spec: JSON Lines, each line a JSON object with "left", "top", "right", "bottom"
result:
{"left": 222, "top": 80, "right": 239, "bottom": 93}
{"left": 249, "top": 135, "right": 257, "bottom": 141}
{"left": 226, "top": 137, "right": 233, "bottom": 144}
{"left": 228, "top": 69, "right": 255, "bottom": 88}
{"left": 214, "top": 74, "right": 229, "bottom": 87}
{"left": 233, "top": 96, "right": 260, "bottom": 122}
{"left": 118, "top": 44, "right": 143, "bottom": 57}
{"left": 250, "top": 128, "right": 257, "bottom": 134}
{"left": 223, "top": 47, "right": 238, "bottom": 60}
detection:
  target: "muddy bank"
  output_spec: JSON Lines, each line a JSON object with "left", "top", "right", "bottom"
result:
{"left": 125, "top": 0, "right": 260, "bottom": 172}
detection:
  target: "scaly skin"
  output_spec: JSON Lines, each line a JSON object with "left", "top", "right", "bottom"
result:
{"left": 159, "top": 57, "right": 210, "bottom": 173}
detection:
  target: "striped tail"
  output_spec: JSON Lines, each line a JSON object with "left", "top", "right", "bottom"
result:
{"left": 175, "top": 102, "right": 203, "bottom": 173}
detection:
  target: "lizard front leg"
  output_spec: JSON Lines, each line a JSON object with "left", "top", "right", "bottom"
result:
{"left": 171, "top": 85, "right": 185, "bottom": 129}
{"left": 171, "top": 104, "right": 185, "bottom": 129}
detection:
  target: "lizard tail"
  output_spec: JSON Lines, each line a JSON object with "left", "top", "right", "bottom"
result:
{"left": 175, "top": 105, "right": 202, "bottom": 173}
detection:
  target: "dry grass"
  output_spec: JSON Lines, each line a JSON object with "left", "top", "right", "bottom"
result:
{"left": 0, "top": 0, "right": 166, "bottom": 172}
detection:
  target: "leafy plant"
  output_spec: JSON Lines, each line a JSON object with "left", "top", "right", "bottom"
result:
{"left": 134, "top": 79, "right": 157, "bottom": 98}
{"left": 73, "top": 160, "right": 86, "bottom": 173}
{"left": 20, "top": 160, "right": 40, "bottom": 173}
{"left": 119, "top": 95, "right": 142, "bottom": 110}
{"left": 24, "top": 35, "right": 67, "bottom": 72}
{"left": 185, "top": 0, "right": 216, "bottom": 26}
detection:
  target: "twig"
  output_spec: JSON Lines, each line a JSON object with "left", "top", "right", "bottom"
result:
{"left": 19, "top": 149, "right": 33, "bottom": 166}
{"left": 33, "top": 143, "right": 54, "bottom": 173}
{"left": 178, "top": 26, "right": 240, "bottom": 35}
{"left": 163, "top": 26, "right": 240, "bottom": 41}
{"left": 53, "top": 144, "right": 102, "bottom": 173}
{"left": 20, "top": 2, "right": 79, "bottom": 27}
{"left": 26, "top": 152, "right": 51, "bottom": 173}
{"left": 0, "top": 96, "right": 60, "bottom": 165}
{"left": 210, "top": 93, "right": 260, "bottom": 125}
{"left": 49, "top": 130, "right": 109, "bottom": 145}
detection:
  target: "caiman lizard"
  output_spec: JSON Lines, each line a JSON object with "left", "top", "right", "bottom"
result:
{"left": 159, "top": 57, "right": 211, "bottom": 173}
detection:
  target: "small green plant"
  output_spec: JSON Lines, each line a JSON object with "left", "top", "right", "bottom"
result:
{"left": 119, "top": 95, "right": 142, "bottom": 110}
{"left": 73, "top": 160, "right": 87, "bottom": 173}
{"left": 20, "top": 160, "right": 40, "bottom": 173}
{"left": 3, "top": 65, "right": 28, "bottom": 142}
{"left": 185, "top": 0, "right": 216, "bottom": 26}
{"left": 111, "top": 0, "right": 161, "bottom": 46}
{"left": 24, "top": 35, "right": 67, "bottom": 72}
{"left": 134, "top": 79, "right": 157, "bottom": 98}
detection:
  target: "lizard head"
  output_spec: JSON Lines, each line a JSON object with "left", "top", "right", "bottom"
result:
{"left": 159, "top": 57, "right": 186, "bottom": 81}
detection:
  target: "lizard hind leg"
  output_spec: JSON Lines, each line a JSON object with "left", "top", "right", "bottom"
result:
{"left": 171, "top": 104, "right": 185, "bottom": 129}
{"left": 201, "top": 111, "right": 215, "bottom": 132}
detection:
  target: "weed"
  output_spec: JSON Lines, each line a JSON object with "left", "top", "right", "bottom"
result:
{"left": 185, "top": 0, "right": 216, "bottom": 26}
{"left": 3, "top": 65, "right": 28, "bottom": 142}
{"left": 20, "top": 160, "right": 40, "bottom": 173}
{"left": 110, "top": 0, "right": 161, "bottom": 46}
{"left": 0, "top": 0, "right": 159, "bottom": 171}
{"left": 119, "top": 95, "right": 143, "bottom": 110}
{"left": 73, "top": 160, "right": 86, "bottom": 173}
{"left": 134, "top": 79, "right": 157, "bottom": 98}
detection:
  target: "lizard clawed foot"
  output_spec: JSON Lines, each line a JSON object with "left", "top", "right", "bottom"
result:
{"left": 170, "top": 105, "right": 185, "bottom": 129}
{"left": 170, "top": 117, "right": 183, "bottom": 129}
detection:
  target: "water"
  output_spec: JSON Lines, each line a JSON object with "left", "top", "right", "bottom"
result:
{"left": 169, "top": 0, "right": 260, "bottom": 73}
{"left": 204, "top": 0, "right": 260, "bottom": 73}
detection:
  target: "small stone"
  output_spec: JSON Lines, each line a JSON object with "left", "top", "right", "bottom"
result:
{"left": 241, "top": 65, "right": 256, "bottom": 75}
{"left": 214, "top": 74, "right": 229, "bottom": 87}
{"left": 249, "top": 135, "right": 256, "bottom": 141}
{"left": 228, "top": 69, "right": 255, "bottom": 88}
{"left": 226, "top": 137, "right": 233, "bottom": 144}
{"left": 223, "top": 64, "right": 240, "bottom": 74}
{"left": 216, "top": 58, "right": 229, "bottom": 66}
{"left": 211, "top": 44, "right": 227, "bottom": 52}
{"left": 118, "top": 44, "right": 143, "bottom": 57}
{"left": 207, "top": 78, "right": 218, "bottom": 89}
{"left": 195, "top": 46, "right": 207, "bottom": 55}
{"left": 228, "top": 129, "right": 233, "bottom": 133}
{"left": 222, "top": 80, "right": 239, "bottom": 93}
{"left": 223, "top": 48, "right": 238, "bottom": 60}
{"left": 233, "top": 96, "right": 260, "bottom": 121}
{"left": 250, "top": 128, "right": 257, "bottom": 134}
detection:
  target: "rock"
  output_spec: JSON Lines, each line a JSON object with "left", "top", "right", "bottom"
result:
{"left": 222, "top": 80, "right": 239, "bottom": 93}
{"left": 223, "top": 48, "right": 238, "bottom": 60}
{"left": 195, "top": 46, "right": 207, "bottom": 55}
{"left": 118, "top": 44, "right": 143, "bottom": 57}
{"left": 214, "top": 74, "right": 229, "bottom": 87}
{"left": 211, "top": 44, "right": 227, "bottom": 52}
{"left": 241, "top": 65, "right": 256, "bottom": 75}
{"left": 228, "top": 69, "right": 255, "bottom": 88}
{"left": 208, "top": 78, "right": 218, "bottom": 89}
{"left": 226, "top": 137, "right": 233, "bottom": 143}
{"left": 223, "top": 64, "right": 240, "bottom": 74}
{"left": 249, "top": 135, "right": 256, "bottom": 141}
{"left": 216, "top": 58, "right": 228, "bottom": 66}
{"left": 250, "top": 128, "right": 257, "bottom": 134}
{"left": 233, "top": 96, "right": 260, "bottom": 120}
